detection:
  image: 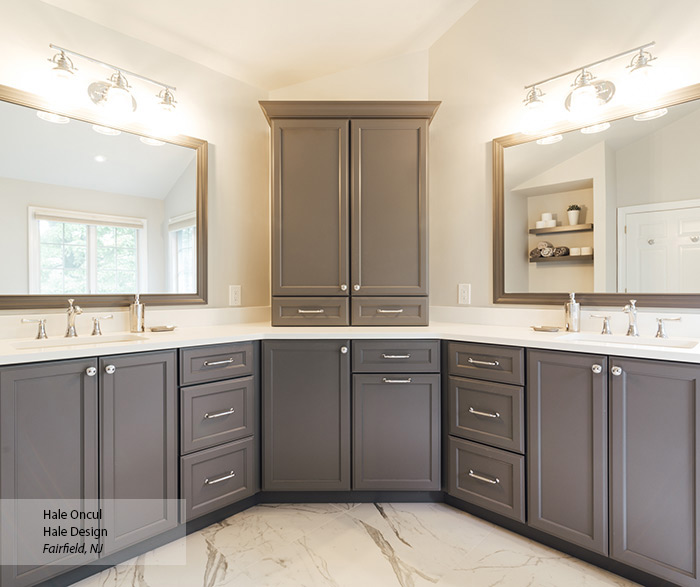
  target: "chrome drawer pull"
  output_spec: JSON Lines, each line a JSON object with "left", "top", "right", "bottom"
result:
{"left": 468, "top": 470, "right": 500, "bottom": 485}
{"left": 382, "top": 378, "right": 412, "bottom": 384}
{"left": 204, "top": 470, "right": 235, "bottom": 485}
{"left": 204, "top": 408, "right": 235, "bottom": 419}
{"left": 298, "top": 309, "right": 325, "bottom": 314}
{"left": 377, "top": 308, "right": 404, "bottom": 314}
{"left": 203, "top": 358, "right": 234, "bottom": 367}
{"left": 611, "top": 366, "right": 622, "bottom": 376}
{"left": 468, "top": 407, "right": 500, "bottom": 419}
{"left": 382, "top": 354, "right": 411, "bottom": 359}
{"left": 467, "top": 357, "right": 500, "bottom": 367}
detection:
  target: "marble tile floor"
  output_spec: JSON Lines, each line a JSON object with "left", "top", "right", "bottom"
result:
{"left": 73, "top": 503, "right": 639, "bottom": 587}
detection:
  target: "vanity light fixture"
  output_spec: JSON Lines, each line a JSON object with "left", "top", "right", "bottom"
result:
{"left": 48, "top": 49, "right": 77, "bottom": 79}
{"left": 521, "top": 42, "right": 657, "bottom": 132}
{"left": 47, "top": 44, "right": 178, "bottom": 130}
{"left": 36, "top": 110, "right": 70, "bottom": 124}
{"left": 580, "top": 122, "right": 611, "bottom": 134}
{"left": 521, "top": 86, "right": 548, "bottom": 135}
{"left": 633, "top": 108, "right": 668, "bottom": 121}
{"left": 536, "top": 134, "right": 563, "bottom": 145}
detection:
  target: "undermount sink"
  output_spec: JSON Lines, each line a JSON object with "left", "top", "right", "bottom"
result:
{"left": 559, "top": 332, "right": 699, "bottom": 350}
{"left": 13, "top": 333, "right": 149, "bottom": 350}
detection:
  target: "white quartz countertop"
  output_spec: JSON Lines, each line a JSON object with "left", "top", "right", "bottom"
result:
{"left": 1, "top": 320, "right": 699, "bottom": 366}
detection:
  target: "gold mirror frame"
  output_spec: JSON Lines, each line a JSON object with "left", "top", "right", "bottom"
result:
{"left": 0, "top": 83, "right": 208, "bottom": 309}
{"left": 493, "top": 81, "right": 700, "bottom": 308}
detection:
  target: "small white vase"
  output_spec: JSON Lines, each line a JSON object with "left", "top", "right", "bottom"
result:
{"left": 567, "top": 210, "right": 580, "bottom": 226}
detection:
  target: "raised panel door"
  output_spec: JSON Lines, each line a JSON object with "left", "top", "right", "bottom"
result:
{"left": 0, "top": 358, "right": 98, "bottom": 587}
{"left": 350, "top": 119, "right": 428, "bottom": 296}
{"left": 100, "top": 351, "right": 178, "bottom": 556}
{"left": 527, "top": 349, "right": 608, "bottom": 555}
{"left": 263, "top": 340, "right": 350, "bottom": 491}
{"left": 610, "top": 356, "right": 700, "bottom": 587}
{"left": 272, "top": 119, "right": 349, "bottom": 297}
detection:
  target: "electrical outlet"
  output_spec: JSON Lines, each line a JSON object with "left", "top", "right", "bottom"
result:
{"left": 229, "top": 285, "right": 241, "bottom": 306}
{"left": 458, "top": 283, "right": 471, "bottom": 305}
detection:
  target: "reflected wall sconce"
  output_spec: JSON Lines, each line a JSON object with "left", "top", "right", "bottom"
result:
{"left": 521, "top": 41, "right": 658, "bottom": 135}
{"left": 46, "top": 43, "right": 178, "bottom": 131}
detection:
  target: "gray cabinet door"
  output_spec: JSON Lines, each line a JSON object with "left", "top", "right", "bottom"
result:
{"left": 100, "top": 351, "right": 178, "bottom": 556}
{"left": 527, "top": 350, "right": 608, "bottom": 555}
{"left": 353, "top": 374, "right": 440, "bottom": 490}
{"left": 263, "top": 340, "right": 351, "bottom": 491}
{"left": 0, "top": 359, "right": 98, "bottom": 587}
{"left": 350, "top": 119, "right": 428, "bottom": 296}
{"left": 272, "top": 119, "right": 349, "bottom": 297}
{"left": 610, "top": 357, "right": 700, "bottom": 587}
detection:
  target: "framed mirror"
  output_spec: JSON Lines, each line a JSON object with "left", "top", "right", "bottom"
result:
{"left": 493, "top": 82, "right": 700, "bottom": 307}
{"left": 0, "top": 83, "right": 208, "bottom": 309}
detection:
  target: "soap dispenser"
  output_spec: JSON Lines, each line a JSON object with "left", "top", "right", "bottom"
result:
{"left": 129, "top": 294, "right": 145, "bottom": 333}
{"left": 565, "top": 292, "right": 580, "bottom": 332}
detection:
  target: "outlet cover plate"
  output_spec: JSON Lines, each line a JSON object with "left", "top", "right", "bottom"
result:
{"left": 229, "top": 285, "right": 241, "bottom": 306}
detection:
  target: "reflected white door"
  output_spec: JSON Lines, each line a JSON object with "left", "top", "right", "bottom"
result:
{"left": 623, "top": 206, "right": 700, "bottom": 293}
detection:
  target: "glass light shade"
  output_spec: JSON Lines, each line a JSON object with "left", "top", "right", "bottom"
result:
{"left": 92, "top": 124, "right": 121, "bottom": 136}
{"left": 104, "top": 86, "right": 134, "bottom": 117}
{"left": 581, "top": 122, "right": 611, "bottom": 134}
{"left": 521, "top": 99, "right": 549, "bottom": 135}
{"left": 536, "top": 134, "right": 563, "bottom": 145}
{"left": 36, "top": 111, "right": 69, "bottom": 124}
{"left": 140, "top": 137, "right": 165, "bottom": 147}
{"left": 626, "top": 62, "right": 660, "bottom": 107}
{"left": 633, "top": 108, "right": 668, "bottom": 121}
{"left": 568, "top": 84, "right": 600, "bottom": 121}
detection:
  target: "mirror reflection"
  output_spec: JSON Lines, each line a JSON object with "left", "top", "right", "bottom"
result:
{"left": 0, "top": 99, "right": 198, "bottom": 296}
{"left": 503, "top": 98, "right": 700, "bottom": 294}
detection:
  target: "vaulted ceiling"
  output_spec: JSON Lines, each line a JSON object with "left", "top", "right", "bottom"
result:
{"left": 40, "top": 0, "right": 479, "bottom": 90}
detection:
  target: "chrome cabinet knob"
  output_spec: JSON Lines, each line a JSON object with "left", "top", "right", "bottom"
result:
{"left": 340, "top": 284, "right": 347, "bottom": 291}
{"left": 85, "top": 367, "right": 97, "bottom": 377}
{"left": 353, "top": 284, "right": 360, "bottom": 291}
{"left": 611, "top": 366, "right": 622, "bottom": 376}
{"left": 591, "top": 364, "right": 602, "bottom": 374}
{"left": 105, "top": 364, "right": 116, "bottom": 374}
{"left": 340, "top": 346, "right": 348, "bottom": 354}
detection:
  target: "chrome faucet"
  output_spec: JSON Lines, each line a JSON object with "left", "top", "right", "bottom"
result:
{"left": 65, "top": 298, "right": 83, "bottom": 337}
{"left": 623, "top": 299, "right": 639, "bottom": 337}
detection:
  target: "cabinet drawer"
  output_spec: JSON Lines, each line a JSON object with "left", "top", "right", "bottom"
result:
{"left": 448, "top": 376, "right": 524, "bottom": 453}
{"left": 448, "top": 436, "right": 525, "bottom": 522}
{"left": 181, "top": 376, "right": 255, "bottom": 455}
{"left": 447, "top": 342, "right": 524, "bottom": 386}
{"left": 181, "top": 437, "right": 256, "bottom": 521}
{"left": 180, "top": 342, "right": 254, "bottom": 385}
{"left": 351, "top": 297, "right": 428, "bottom": 326}
{"left": 352, "top": 340, "right": 439, "bottom": 373}
{"left": 272, "top": 297, "right": 349, "bottom": 326}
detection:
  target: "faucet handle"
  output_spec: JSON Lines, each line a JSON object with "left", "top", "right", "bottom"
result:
{"left": 655, "top": 316, "right": 681, "bottom": 339}
{"left": 590, "top": 314, "right": 612, "bottom": 335}
{"left": 91, "top": 314, "right": 114, "bottom": 336}
{"left": 21, "top": 318, "right": 48, "bottom": 339}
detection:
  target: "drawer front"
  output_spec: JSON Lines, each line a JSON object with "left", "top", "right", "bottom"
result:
{"left": 352, "top": 340, "right": 440, "bottom": 373}
{"left": 448, "top": 376, "right": 524, "bottom": 453}
{"left": 447, "top": 342, "right": 524, "bottom": 386}
{"left": 351, "top": 297, "right": 428, "bottom": 326}
{"left": 448, "top": 436, "right": 525, "bottom": 522}
{"left": 181, "top": 437, "right": 256, "bottom": 521}
{"left": 272, "top": 297, "right": 349, "bottom": 326}
{"left": 180, "top": 342, "right": 255, "bottom": 385}
{"left": 181, "top": 376, "right": 255, "bottom": 455}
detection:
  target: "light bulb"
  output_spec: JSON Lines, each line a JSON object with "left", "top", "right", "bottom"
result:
{"left": 105, "top": 85, "right": 133, "bottom": 116}
{"left": 568, "top": 84, "right": 599, "bottom": 121}
{"left": 625, "top": 50, "right": 659, "bottom": 108}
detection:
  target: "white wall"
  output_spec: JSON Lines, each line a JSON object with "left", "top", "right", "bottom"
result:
{"left": 0, "top": 0, "right": 270, "bottom": 309}
{"left": 428, "top": 0, "right": 700, "bottom": 307}
{"left": 0, "top": 177, "right": 166, "bottom": 292}
{"left": 270, "top": 51, "right": 429, "bottom": 100}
